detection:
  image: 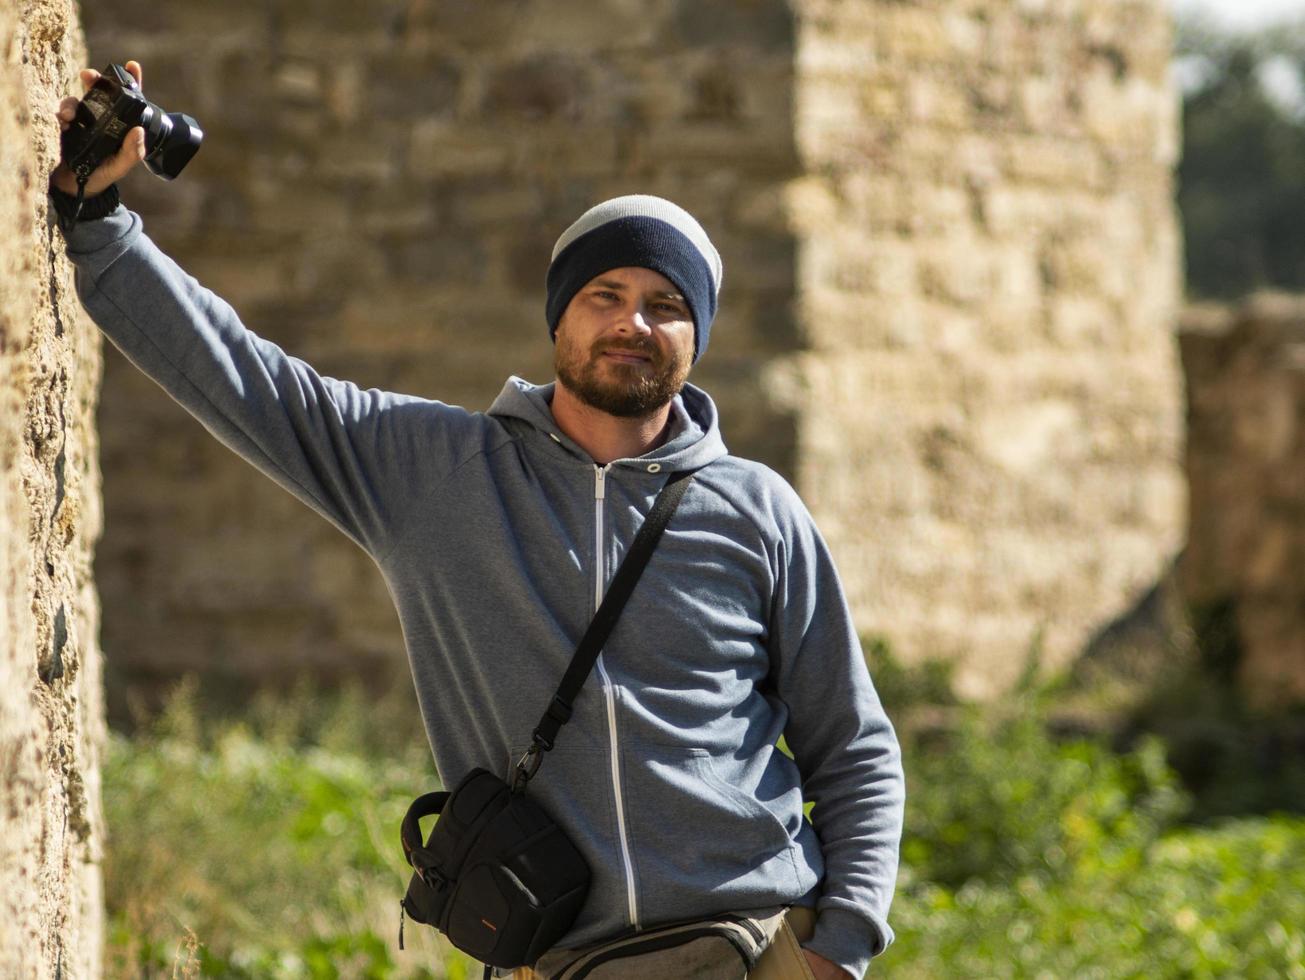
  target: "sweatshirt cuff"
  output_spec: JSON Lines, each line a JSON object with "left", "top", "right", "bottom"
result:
{"left": 49, "top": 197, "right": 142, "bottom": 281}
{"left": 804, "top": 907, "right": 890, "bottom": 979}
{"left": 48, "top": 180, "right": 121, "bottom": 222}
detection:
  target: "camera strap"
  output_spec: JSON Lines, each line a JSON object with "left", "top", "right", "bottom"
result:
{"left": 49, "top": 155, "right": 100, "bottom": 235}
{"left": 510, "top": 466, "right": 698, "bottom": 793}
{"left": 51, "top": 163, "right": 94, "bottom": 235}
{"left": 69, "top": 168, "right": 90, "bottom": 225}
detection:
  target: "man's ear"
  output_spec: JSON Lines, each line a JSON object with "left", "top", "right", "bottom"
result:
{"left": 554, "top": 306, "right": 573, "bottom": 340}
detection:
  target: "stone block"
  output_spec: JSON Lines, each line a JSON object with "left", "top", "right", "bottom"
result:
{"left": 917, "top": 236, "right": 997, "bottom": 306}
{"left": 973, "top": 398, "right": 1085, "bottom": 476}
{"left": 481, "top": 54, "right": 592, "bottom": 122}
{"left": 509, "top": 0, "right": 675, "bottom": 52}
{"left": 906, "top": 73, "right": 974, "bottom": 129}
{"left": 382, "top": 228, "right": 492, "bottom": 286}
{"left": 509, "top": 126, "right": 623, "bottom": 179}
{"left": 796, "top": 29, "right": 881, "bottom": 79}
{"left": 873, "top": 6, "right": 954, "bottom": 64}
{"left": 407, "top": 118, "right": 512, "bottom": 177}
{"left": 1046, "top": 294, "right": 1112, "bottom": 350}
{"left": 398, "top": 0, "right": 530, "bottom": 51}
{"left": 672, "top": 0, "right": 794, "bottom": 53}
{"left": 827, "top": 234, "right": 919, "bottom": 299}
{"left": 367, "top": 49, "right": 461, "bottom": 120}
{"left": 630, "top": 120, "right": 797, "bottom": 178}
{"left": 1004, "top": 134, "right": 1106, "bottom": 188}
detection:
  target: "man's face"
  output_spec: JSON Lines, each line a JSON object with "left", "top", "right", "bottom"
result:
{"left": 554, "top": 267, "right": 695, "bottom": 418}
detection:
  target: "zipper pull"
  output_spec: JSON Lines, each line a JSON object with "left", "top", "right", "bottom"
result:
{"left": 595, "top": 465, "right": 607, "bottom": 501}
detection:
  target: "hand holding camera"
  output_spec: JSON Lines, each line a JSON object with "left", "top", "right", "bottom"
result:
{"left": 50, "top": 60, "right": 202, "bottom": 201}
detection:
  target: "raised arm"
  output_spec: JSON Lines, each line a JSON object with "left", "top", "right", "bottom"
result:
{"left": 49, "top": 62, "right": 471, "bottom": 561}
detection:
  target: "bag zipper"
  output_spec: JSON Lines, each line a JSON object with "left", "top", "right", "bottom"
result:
{"left": 594, "top": 463, "right": 639, "bottom": 930}
{"left": 553, "top": 924, "right": 754, "bottom": 980}
{"left": 717, "top": 912, "right": 767, "bottom": 946}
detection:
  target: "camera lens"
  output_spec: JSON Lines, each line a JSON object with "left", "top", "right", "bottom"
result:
{"left": 140, "top": 103, "right": 203, "bottom": 181}
{"left": 140, "top": 104, "right": 167, "bottom": 148}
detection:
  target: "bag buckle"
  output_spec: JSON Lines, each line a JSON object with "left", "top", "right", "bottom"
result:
{"left": 512, "top": 743, "right": 544, "bottom": 793}
{"left": 417, "top": 864, "right": 450, "bottom": 891}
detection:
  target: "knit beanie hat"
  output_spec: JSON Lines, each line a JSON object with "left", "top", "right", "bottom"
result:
{"left": 546, "top": 195, "right": 724, "bottom": 364}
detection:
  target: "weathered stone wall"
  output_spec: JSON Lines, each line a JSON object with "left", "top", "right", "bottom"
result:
{"left": 83, "top": 0, "right": 1183, "bottom": 705}
{"left": 777, "top": 0, "right": 1186, "bottom": 697}
{"left": 1180, "top": 294, "right": 1305, "bottom": 709}
{"left": 83, "top": 0, "right": 802, "bottom": 709}
{"left": 1, "top": 3, "right": 105, "bottom": 977}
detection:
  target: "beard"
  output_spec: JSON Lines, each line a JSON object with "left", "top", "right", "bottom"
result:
{"left": 554, "top": 331, "right": 692, "bottom": 419}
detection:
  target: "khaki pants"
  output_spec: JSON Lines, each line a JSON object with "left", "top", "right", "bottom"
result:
{"left": 748, "top": 905, "right": 818, "bottom": 980}
{"left": 511, "top": 905, "right": 819, "bottom": 980}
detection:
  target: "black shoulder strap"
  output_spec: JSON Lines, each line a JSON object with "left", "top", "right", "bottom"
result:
{"left": 513, "top": 468, "right": 697, "bottom": 790}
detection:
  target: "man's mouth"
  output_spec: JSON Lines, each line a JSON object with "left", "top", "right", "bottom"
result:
{"left": 603, "top": 350, "right": 652, "bottom": 364}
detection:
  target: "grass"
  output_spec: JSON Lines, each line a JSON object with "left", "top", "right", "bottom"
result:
{"left": 102, "top": 647, "right": 1305, "bottom": 978}
{"left": 103, "top": 678, "right": 474, "bottom": 979}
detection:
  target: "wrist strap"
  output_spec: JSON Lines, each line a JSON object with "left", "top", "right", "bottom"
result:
{"left": 49, "top": 175, "right": 121, "bottom": 231}
{"left": 513, "top": 467, "right": 697, "bottom": 791}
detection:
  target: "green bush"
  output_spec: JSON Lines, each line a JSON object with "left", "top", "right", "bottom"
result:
{"left": 900, "top": 698, "right": 1189, "bottom": 889}
{"left": 881, "top": 679, "right": 1305, "bottom": 979}
{"left": 103, "top": 674, "right": 1305, "bottom": 978}
{"left": 102, "top": 679, "right": 474, "bottom": 979}
{"left": 886, "top": 815, "right": 1305, "bottom": 979}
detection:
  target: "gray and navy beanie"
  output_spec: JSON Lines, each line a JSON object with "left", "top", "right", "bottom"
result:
{"left": 546, "top": 195, "right": 724, "bottom": 364}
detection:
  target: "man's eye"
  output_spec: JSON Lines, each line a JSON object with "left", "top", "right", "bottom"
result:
{"left": 654, "top": 303, "right": 686, "bottom": 316}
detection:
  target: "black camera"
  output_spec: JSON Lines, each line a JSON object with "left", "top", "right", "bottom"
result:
{"left": 61, "top": 63, "right": 203, "bottom": 181}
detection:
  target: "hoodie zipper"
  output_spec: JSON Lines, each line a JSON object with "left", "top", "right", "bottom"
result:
{"left": 594, "top": 463, "right": 640, "bottom": 931}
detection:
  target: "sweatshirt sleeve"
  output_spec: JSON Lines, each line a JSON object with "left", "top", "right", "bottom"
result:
{"left": 57, "top": 202, "right": 466, "bottom": 562}
{"left": 768, "top": 488, "right": 905, "bottom": 979}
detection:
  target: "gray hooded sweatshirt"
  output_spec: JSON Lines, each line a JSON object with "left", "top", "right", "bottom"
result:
{"left": 60, "top": 204, "right": 905, "bottom": 979}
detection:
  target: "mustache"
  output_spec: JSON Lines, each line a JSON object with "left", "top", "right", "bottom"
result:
{"left": 596, "top": 343, "right": 657, "bottom": 360}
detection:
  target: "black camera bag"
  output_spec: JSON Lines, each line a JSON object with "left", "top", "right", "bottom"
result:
{"left": 399, "top": 770, "right": 591, "bottom": 966}
{"left": 399, "top": 469, "right": 698, "bottom": 976}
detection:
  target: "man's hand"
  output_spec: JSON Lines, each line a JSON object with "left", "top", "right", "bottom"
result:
{"left": 803, "top": 947, "right": 856, "bottom": 980}
{"left": 50, "top": 60, "right": 147, "bottom": 198}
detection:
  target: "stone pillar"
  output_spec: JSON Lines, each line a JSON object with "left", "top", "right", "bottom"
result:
{"left": 1, "top": 3, "right": 106, "bottom": 976}
{"left": 1181, "top": 294, "right": 1305, "bottom": 709}
{"left": 778, "top": 0, "right": 1186, "bottom": 697}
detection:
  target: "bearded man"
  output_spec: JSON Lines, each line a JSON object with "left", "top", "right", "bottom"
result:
{"left": 50, "top": 61, "right": 904, "bottom": 980}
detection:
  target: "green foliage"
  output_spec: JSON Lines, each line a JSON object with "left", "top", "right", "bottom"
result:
{"left": 102, "top": 678, "right": 471, "bottom": 979}
{"left": 105, "top": 669, "right": 1305, "bottom": 978}
{"left": 862, "top": 634, "right": 959, "bottom": 711}
{"left": 900, "top": 702, "right": 1188, "bottom": 889}
{"left": 1176, "top": 17, "right": 1305, "bottom": 298}
{"left": 875, "top": 662, "right": 1305, "bottom": 978}
{"left": 887, "top": 814, "right": 1305, "bottom": 979}
{"left": 856, "top": 637, "right": 1305, "bottom": 977}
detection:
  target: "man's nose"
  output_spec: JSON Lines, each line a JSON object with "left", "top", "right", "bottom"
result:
{"left": 622, "top": 306, "right": 653, "bottom": 333}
